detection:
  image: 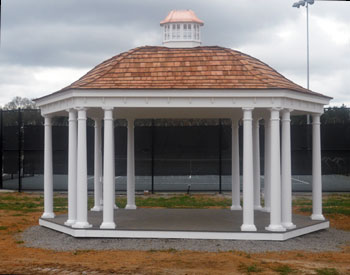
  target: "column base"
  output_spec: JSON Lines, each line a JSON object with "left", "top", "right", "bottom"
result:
{"left": 72, "top": 221, "right": 92, "bottom": 229}
{"left": 261, "top": 207, "right": 271, "bottom": 213}
{"left": 254, "top": 205, "right": 263, "bottom": 211}
{"left": 100, "top": 222, "right": 116, "bottom": 229}
{"left": 265, "top": 224, "right": 286, "bottom": 232}
{"left": 282, "top": 222, "right": 296, "bottom": 229}
{"left": 240, "top": 224, "right": 257, "bottom": 232}
{"left": 125, "top": 204, "right": 137, "bottom": 210}
{"left": 230, "top": 205, "right": 242, "bottom": 211}
{"left": 91, "top": 205, "right": 103, "bottom": 212}
{"left": 64, "top": 219, "right": 76, "bottom": 226}
{"left": 311, "top": 214, "right": 325, "bottom": 221}
{"left": 41, "top": 212, "right": 55, "bottom": 219}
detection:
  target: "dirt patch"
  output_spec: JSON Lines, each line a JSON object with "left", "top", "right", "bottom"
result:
{"left": 0, "top": 192, "right": 350, "bottom": 274}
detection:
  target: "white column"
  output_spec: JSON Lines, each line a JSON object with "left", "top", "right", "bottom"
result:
{"left": 253, "top": 117, "right": 262, "bottom": 210}
{"left": 266, "top": 108, "right": 285, "bottom": 232}
{"left": 263, "top": 118, "right": 271, "bottom": 212}
{"left": 241, "top": 108, "right": 256, "bottom": 231}
{"left": 91, "top": 118, "right": 103, "bottom": 211}
{"left": 126, "top": 118, "right": 137, "bottom": 209}
{"left": 231, "top": 119, "right": 241, "bottom": 210}
{"left": 41, "top": 116, "right": 55, "bottom": 219}
{"left": 281, "top": 110, "right": 296, "bottom": 229}
{"left": 72, "top": 108, "right": 91, "bottom": 228}
{"left": 65, "top": 110, "right": 77, "bottom": 225}
{"left": 100, "top": 108, "right": 116, "bottom": 229}
{"left": 311, "top": 114, "right": 325, "bottom": 220}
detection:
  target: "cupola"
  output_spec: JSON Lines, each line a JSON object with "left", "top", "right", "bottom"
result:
{"left": 160, "top": 10, "right": 204, "bottom": 48}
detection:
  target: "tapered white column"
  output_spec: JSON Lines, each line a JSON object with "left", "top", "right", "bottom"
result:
{"left": 231, "top": 119, "right": 241, "bottom": 210}
{"left": 91, "top": 118, "right": 103, "bottom": 211}
{"left": 41, "top": 116, "right": 55, "bottom": 219}
{"left": 263, "top": 118, "right": 271, "bottom": 212}
{"left": 65, "top": 110, "right": 77, "bottom": 225}
{"left": 241, "top": 108, "right": 256, "bottom": 231}
{"left": 100, "top": 108, "right": 116, "bottom": 229}
{"left": 266, "top": 108, "right": 285, "bottom": 232}
{"left": 281, "top": 110, "right": 296, "bottom": 229}
{"left": 311, "top": 114, "right": 325, "bottom": 220}
{"left": 126, "top": 118, "right": 137, "bottom": 209}
{"left": 253, "top": 117, "right": 262, "bottom": 210}
{"left": 72, "top": 108, "right": 91, "bottom": 228}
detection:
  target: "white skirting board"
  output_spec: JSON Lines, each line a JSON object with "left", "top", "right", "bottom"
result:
{"left": 39, "top": 219, "right": 329, "bottom": 241}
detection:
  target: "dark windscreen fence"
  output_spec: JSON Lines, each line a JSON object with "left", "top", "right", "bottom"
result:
{"left": 1, "top": 109, "right": 350, "bottom": 191}
{"left": 23, "top": 125, "right": 43, "bottom": 175}
{"left": 321, "top": 124, "right": 350, "bottom": 175}
{"left": 291, "top": 125, "right": 312, "bottom": 175}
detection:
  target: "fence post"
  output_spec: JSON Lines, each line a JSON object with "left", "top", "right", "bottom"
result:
{"left": 219, "top": 119, "right": 222, "bottom": 194}
{"left": 151, "top": 119, "right": 155, "bottom": 194}
{"left": 18, "top": 108, "right": 22, "bottom": 192}
{"left": 0, "top": 109, "right": 3, "bottom": 189}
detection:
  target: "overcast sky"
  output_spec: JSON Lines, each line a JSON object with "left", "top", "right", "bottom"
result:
{"left": 0, "top": 0, "right": 349, "bottom": 106}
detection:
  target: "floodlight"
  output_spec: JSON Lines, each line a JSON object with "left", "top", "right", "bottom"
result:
{"left": 292, "top": 0, "right": 316, "bottom": 124}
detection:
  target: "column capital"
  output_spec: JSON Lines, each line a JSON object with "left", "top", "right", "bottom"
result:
{"left": 312, "top": 113, "right": 321, "bottom": 125}
{"left": 270, "top": 108, "right": 280, "bottom": 121}
{"left": 43, "top": 116, "right": 52, "bottom": 126}
{"left": 92, "top": 117, "right": 102, "bottom": 122}
{"left": 67, "top": 109, "right": 77, "bottom": 121}
{"left": 281, "top": 109, "right": 292, "bottom": 122}
{"left": 231, "top": 118, "right": 240, "bottom": 126}
{"left": 77, "top": 108, "right": 87, "bottom": 120}
{"left": 282, "top": 108, "right": 294, "bottom": 113}
{"left": 93, "top": 118, "right": 102, "bottom": 129}
{"left": 102, "top": 106, "right": 114, "bottom": 111}
{"left": 242, "top": 108, "right": 253, "bottom": 121}
{"left": 253, "top": 117, "right": 261, "bottom": 128}
{"left": 103, "top": 108, "right": 114, "bottom": 120}
{"left": 42, "top": 114, "right": 53, "bottom": 119}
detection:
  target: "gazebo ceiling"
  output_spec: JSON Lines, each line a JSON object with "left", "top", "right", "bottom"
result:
{"left": 60, "top": 46, "right": 328, "bottom": 98}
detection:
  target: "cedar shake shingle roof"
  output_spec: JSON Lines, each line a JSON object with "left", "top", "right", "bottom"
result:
{"left": 61, "top": 46, "right": 328, "bottom": 98}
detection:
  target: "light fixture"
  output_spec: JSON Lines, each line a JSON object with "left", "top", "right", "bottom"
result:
{"left": 292, "top": 0, "right": 315, "bottom": 124}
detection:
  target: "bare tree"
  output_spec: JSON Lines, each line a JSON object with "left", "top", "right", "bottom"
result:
{"left": 3, "top": 96, "right": 36, "bottom": 110}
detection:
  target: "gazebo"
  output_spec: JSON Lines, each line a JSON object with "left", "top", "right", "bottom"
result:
{"left": 35, "top": 10, "right": 331, "bottom": 240}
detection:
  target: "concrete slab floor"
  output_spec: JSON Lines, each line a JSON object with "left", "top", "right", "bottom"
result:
{"left": 43, "top": 209, "right": 325, "bottom": 233}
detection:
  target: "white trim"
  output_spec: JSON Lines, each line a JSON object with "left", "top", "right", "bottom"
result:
{"left": 39, "top": 219, "right": 329, "bottom": 241}
{"left": 35, "top": 89, "right": 330, "bottom": 116}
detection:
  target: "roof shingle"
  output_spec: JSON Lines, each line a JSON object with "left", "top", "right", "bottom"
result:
{"left": 60, "top": 46, "right": 328, "bottom": 98}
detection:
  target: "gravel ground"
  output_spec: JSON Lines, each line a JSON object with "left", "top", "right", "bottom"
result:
{"left": 21, "top": 226, "right": 350, "bottom": 253}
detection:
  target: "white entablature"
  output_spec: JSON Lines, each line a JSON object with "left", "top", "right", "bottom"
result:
{"left": 36, "top": 88, "right": 327, "bottom": 118}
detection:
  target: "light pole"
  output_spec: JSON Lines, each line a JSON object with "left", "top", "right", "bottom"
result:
{"left": 293, "top": 0, "right": 314, "bottom": 124}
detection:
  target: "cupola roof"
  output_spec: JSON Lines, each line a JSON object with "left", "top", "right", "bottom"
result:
{"left": 160, "top": 10, "right": 204, "bottom": 25}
